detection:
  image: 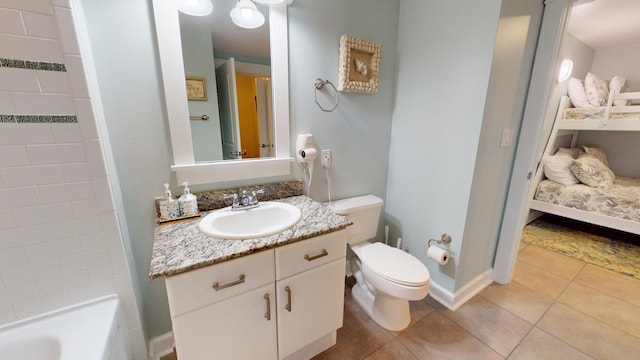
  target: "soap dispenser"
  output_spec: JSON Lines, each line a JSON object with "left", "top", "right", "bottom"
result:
{"left": 159, "top": 183, "right": 180, "bottom": 221}
{"left": 179, "top": 181, "right": 198, "bottom": 217}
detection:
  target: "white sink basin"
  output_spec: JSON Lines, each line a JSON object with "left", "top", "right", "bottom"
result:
{"left": 199, "top": 202, "right": 302, "bottom": 240}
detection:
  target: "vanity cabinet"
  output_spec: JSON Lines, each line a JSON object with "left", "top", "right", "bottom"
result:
{"left": 165, "top": 230, "right": 347, "bottom": 360}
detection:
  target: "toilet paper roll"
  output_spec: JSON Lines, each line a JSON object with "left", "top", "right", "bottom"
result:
{"left": 427, "top": 245, "right": 450, "bottom": 265}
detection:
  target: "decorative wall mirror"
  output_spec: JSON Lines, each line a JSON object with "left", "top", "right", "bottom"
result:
{"left": 152, "top": 0, "right": 292, "bottom": 185}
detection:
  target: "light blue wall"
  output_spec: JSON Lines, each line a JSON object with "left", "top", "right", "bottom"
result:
{"left": 180, "top": 20, "right": 224, "bottom": 162}
{"left": 82, "top": 0, "right": 400, "bottom": 339}
{"left": 386, "top": 0, "right": 502, "bottom": 291}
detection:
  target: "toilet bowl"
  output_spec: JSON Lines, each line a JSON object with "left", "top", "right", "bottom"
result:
{"left": 327, "top": 195, "right": 430, "bottom": 331}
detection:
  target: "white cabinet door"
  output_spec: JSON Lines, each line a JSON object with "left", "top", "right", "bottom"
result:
{"left": 172, "top": 283, "right": 277, "bottom": 360}
{"left": 276, "top": 258, "right": 346, "bottom": 359}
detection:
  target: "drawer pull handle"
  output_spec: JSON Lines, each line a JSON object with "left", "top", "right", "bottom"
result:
{"left": 285, "top": 286, "right": 292, "bottom": 312}
{"left": 212, "top": 274, "right": 245, "bottom": 291}
{"left": 264, "top": 293, "right": 271, "bottom": 320}
{"left": 304, "top": 249, "right": 328, "bottom": 262}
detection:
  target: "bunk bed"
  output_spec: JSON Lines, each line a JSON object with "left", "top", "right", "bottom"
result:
{"left": 528, "top": 90, "right": 640, "bottom": 235}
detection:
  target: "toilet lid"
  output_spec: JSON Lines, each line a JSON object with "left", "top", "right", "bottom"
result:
{"left": 359, "top": 242, "right": 430, "bottom": 286}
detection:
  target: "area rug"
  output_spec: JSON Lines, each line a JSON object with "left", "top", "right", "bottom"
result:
{"left": 521, "top": 217, "right": 640, "bottom": 279}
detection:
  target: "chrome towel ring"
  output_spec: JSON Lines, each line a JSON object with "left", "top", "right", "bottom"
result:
{"left": 314, "top": 78, "right": 339, "bottom": 112}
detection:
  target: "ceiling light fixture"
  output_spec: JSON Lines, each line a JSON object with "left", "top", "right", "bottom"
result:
{"left": 177, "top": 0, "right": 213, "bottom": 16}
{"left": 230, "top": 0, "right": 265, "bottom": 29}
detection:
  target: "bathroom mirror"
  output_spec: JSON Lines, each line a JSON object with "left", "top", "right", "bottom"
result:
{"left": 152, "top": 0, "right": 292, "bottom": 185}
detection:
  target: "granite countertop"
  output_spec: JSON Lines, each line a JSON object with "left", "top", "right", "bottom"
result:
{"left": 148, "top": 195, "right": 351, "bottom": 279}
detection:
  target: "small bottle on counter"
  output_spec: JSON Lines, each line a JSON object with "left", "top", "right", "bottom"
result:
{"left": 159, "top": 183, "right": 180, "bottom": 221}
{"left": 179, "top": 181, "right": 198, "bottom": 217}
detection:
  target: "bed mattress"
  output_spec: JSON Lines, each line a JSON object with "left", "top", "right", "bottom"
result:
{"left": 563, "top": 107, "right": 640, "bottom": 121}
{"left": 534, "top": 177, "right": 640, "bottom": 222}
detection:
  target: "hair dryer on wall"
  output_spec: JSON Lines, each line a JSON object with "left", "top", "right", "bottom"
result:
{"left": 296, "top": 134, "right": 317, "bottom": 192}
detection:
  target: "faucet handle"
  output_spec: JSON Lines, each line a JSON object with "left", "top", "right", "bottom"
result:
{"left": 252, "top": 189, "right": 265, "bottom": 198}
{"left": 223, "top": 193, "right": 239, "bottom": 206}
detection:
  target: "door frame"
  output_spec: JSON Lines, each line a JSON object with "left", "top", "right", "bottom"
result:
{"left": 492, "top": 0, "right": 573, "bottom": 284}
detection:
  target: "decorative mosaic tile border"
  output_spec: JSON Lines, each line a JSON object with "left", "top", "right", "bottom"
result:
{"left": 0, "top": 58, "right": 66, "bottom": 72}
{"left": 0, "top": 115, "right": 78, "bottom": 123}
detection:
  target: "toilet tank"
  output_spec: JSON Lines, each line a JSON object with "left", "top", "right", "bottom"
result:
{"left": 328, "top": 195, "right": 383, "bottom": 245}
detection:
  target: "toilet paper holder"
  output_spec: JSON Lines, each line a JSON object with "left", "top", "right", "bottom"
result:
{"left": 428, "top": 234, "right": 452, "bottom": 247}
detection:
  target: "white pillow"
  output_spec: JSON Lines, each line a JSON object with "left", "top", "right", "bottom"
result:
{"left": 543, "top": 152, "right": 579, "bottom": 185}
{"left": 609, "top": 75, "right": 630, "bottom": 106}
{"left": 567, "top": 78, "right": 591, "bottom": 108}
{"left": 584, "top": 72, "right": 609, "bottom": 106}
{"left": 557, "top": 147, "right": 583, "bottom": 159}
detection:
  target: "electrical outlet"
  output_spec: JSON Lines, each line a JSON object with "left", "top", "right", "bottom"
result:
{"left": 322, "top": 149, "right": 331, "bottom": 168}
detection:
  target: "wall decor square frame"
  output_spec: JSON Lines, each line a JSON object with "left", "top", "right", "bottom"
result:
{"left": 186, "top": 77, "right": 207, "bottom": 101}
{"left": 338, "top": 34, "right": 381, "bottom": 94}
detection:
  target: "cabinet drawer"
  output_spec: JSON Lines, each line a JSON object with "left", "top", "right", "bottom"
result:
{"left": 275, "top": 230, "right": 346, "bottom": 280}
{"left": 166, "top": 249, "right": 275, "bottom": 316}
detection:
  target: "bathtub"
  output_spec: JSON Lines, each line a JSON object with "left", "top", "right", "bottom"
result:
{"left": 0, "top": 294, "right": 131, "bottom": 360}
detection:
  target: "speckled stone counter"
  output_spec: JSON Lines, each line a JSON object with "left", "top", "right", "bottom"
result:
{"left": 149, "top": 195, "right": 351, "bottom": 279}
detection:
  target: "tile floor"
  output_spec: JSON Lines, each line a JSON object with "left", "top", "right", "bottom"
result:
{"left": 313, "top": 242, "right": 640, "bottom": 360}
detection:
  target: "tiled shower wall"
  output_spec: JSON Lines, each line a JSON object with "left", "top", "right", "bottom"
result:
{"left": 0, "top": 0, "right": 146, "bottom": 358}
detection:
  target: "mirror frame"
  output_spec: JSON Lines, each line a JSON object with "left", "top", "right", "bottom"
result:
{"left": 153, "top": 0, "right": 292, "bottom": 185}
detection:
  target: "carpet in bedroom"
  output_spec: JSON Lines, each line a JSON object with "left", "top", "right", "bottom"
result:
{"left": 522, "top": 215, "right": 640, "bottom": 279}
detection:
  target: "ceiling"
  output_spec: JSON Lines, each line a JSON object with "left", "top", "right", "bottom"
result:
{"left": 567, "top": 0, "right": 640, "bottom": 50}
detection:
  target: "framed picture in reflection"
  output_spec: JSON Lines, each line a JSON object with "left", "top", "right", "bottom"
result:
{"left": 186, "top": 77, "right": 207, "bottom": 101}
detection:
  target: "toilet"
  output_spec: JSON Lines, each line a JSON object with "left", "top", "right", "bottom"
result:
{"left": 328, "top": 195, "right": 430, "bottom": 331}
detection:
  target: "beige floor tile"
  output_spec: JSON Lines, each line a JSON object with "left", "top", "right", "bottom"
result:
{"left": 441, "top": 296, "right": 531, "bottom": 357}
{"left": 517, "top": 245, "right": 585, "bottom": 280}
{"left": 574, "top": 265, "right": 640, "bottom": 308}
{"left": 362, "top": 338, "right": 418, "bottom": 360}
{"left": 508, "top": 327, "right": 593, "bottom": 360}
{"left": 557, "top": 282, "right": 640, "bottom": 338}
{"left": 512, "top": 259, "right": 571, "bottom": 299}
{"left": 538, "top": 303, "right": 640, "bottom": 360}
{"left": 398, "top": 311, "right": 502, "bottom": 360}
{"left": 312, "top": 291, "right": 394, "bottom": 360}
{"left": 479, "top": 281, "right": 555, "bottom": 324}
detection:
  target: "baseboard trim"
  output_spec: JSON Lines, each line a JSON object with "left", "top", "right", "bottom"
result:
{"left": 148, "top": 331, "right": 174, "bottom": 360}
{"left": 428, "top": 269, "right": 493, "bottom": 311}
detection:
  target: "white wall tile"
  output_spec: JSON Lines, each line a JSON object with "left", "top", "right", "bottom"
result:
{"left": 37, "top": 70, "right": 72, "bottom": 94}
{"left": 22, "top": 11, "right": 57, "bottom": 39}
{"left": 65, "top": 55, "right": 90, "bottom": 98}
{"left": 0, "top": 34, "right": 62, "bottom": 63}
{"left": 0, "top": 9, "right": 25, "bottom": 35}
{"left": 26, "top": 143, "right": 85, "bottom": 165}
{"left": 0, "top": 145, "right": 29, "bottom": 167}
{"left": 122, "top": 299, "right": 142, "bottom": 330}
{"left": 74, "top": 99, "right": 98, "bottom": 139}
{"left": 0, "top": 124, "right": 53, "bottom": 145}
{"left": 71, "top": 198, "right": 99, "bottom": 217}
{"left": 14, "top": 292, "right": 70, "bottom": 320}
{"left": 0, "top": 68, "right": 41, "bottom": 92}
{"left": 87, "top": 264, "right": 114, "bottom": 283}
{"left": 0, "top": 0, "right": 53, "bottom": 15}
{"left": 53, "top": 6, "right": 78, "bottom": 55}
{"left": 24, "top": 237, "right": 81, "bottom": 263}
{"left": 38, "top": 180, "right": 93, "bottom": 204}
{"left": 61, "top": 163, "right": 90, "bottom": 182}
{"left": 0, "top": 247, "right": 27, "bottom": 269}
{"left": 0, "top": 283, "right": 38, "bottom": 307}
{"left": 59, "top": 249, "right": 109, "bottom": 273}
{"left": 0, "top": 92, "right": 15, "bottom": 113}
{"left": 0, "top": 224, "right": 51, "bottom": 250}
{"left": 84, "top": 139, "right": 106, "bottom": 176}
{"left": 107, "top": 241, "right": 128, "bottom": 275}
{"left": 0, "top": 186, "right": 40, "bottom": 209}
{"left": 0, "top": 164, "right": 64, "bottom": 187}
{"left": 51, "top": 123, "right": 82, "bottom": 143}
{"left": 11, "top": 202, "right": 73, "bottom": 226}
{"left": 36, "top": 269, "right": 90, "bottom": 296}
{"left": 0, "top": 306, "right": 17, "bottom": 326}
{"left": 92, "top": 176, "right": 114, "bottom": 211}
{"left": 12, "top": 93, "right": 75, "bottom": 115}
{"left": 52, "top": 0, "right": 70, "bottom": 8}
{"left": 1, "top": 259, "right": 61, "bottom": 288}
{"left": 49, "top": 215, "right": 102, "bottom": 240}
{"left": 0, "top": 209, "right": 16, "bottom": 230}
{"left": 68, "top": 279, "right": 116, "bottom": 303}
{"left": 79, "top": 232, "right": 108, "bottom": 251}
{"left": 115, "top": 273, "right": 135, "bottom": 301}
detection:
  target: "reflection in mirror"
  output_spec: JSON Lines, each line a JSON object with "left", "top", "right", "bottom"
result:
{"left": 152, "top": 0, "right": 291, "bottom": 185}
{"left": 179, "top": 1, "right": 274, "bottom": 162}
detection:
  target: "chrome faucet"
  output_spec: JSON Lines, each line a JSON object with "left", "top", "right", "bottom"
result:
{"left": 224, "top": 189, "right": 265, "bottom": 211}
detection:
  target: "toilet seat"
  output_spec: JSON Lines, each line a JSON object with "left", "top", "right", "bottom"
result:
{"left": 358, "top": 242, "right": 430, "bottom": 287}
